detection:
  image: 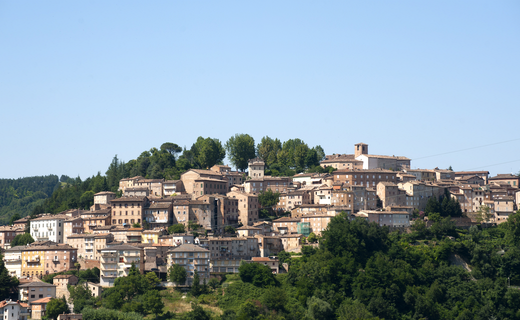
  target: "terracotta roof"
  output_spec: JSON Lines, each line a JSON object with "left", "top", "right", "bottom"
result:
{"left": 19, "top": 281, "right": 56, "bottom": 288}
{"left": 252, "top": 257, "right": 278, "bottom": 262}
{"left": 31, "top": 214, "right": 68, "bottom": 221}
{"left": 32, "top": 297, "right": 53, "bottom": 304}
{"left": 110, "top": 196, "right": 147, "bottom": 202}
{"left": 167, "top": 243, "right": 209, "bottom": 253}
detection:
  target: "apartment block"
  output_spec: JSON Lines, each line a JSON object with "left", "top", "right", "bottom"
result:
{"left": 100, "top": 245, "right": 144, "bottom": 287}
{"left": 167, "top": 244, "right": 210, "bottom": 285}
{"left": 30, "top": 215, "right": 67, "bottom": 244}
{"left": 110, "top": 196, "right": 148, "bottom": 227}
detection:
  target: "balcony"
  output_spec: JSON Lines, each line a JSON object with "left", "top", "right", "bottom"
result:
{"left": 25, "top": 257, "right": 40, "bottom": 262}
{"left": 101, "top": 252, "right": 117, "bottom": 258}
{"left": 102, "top": 274, "right": 117, "bottom": 278}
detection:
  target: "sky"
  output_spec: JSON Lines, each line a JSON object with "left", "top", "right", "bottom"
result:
{"left": 1, "top": 1, "right": 519, "bottom": 180}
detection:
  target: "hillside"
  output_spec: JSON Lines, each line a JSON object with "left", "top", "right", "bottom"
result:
{"left": 0, "top": 175, "right": 59, "bottom": 225}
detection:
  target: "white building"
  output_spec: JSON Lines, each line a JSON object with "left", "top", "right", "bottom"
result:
{"left": 167, "top": 244, "right": 210, "bottom": 285}
{"left": 0, "top": 299, "right": 29, "bottom": 320}
{"left": 30, "top": 214, "right": 67, "bottom": 244}
{"left": 100, "top": 245, "right": 144, "bottom": 287}
{"left": 3, "top": 245, "right": 24, "bottom": 278}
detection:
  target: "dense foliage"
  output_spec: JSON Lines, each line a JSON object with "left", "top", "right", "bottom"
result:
{"left": 10, "top": 233, "right": 34, "bottom": 247}
{"left": 0, "top": 254, "right": 19, "bottom": 300}
{"left": 0, "top": 175, "right": 59, "bottom": 224}
{"left": 210, "top": 211, "right": 520, "bottom": 320}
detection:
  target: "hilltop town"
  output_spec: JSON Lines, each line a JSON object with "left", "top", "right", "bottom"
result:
{"left": 1, "top": 142, "right": 519, "bottom": 319}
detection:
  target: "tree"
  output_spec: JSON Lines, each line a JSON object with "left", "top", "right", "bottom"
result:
{"left": 476, "top": 205, "right": 493, "bottom": 224}
{"left": 224, "top": 226, "right": 236, "bottom": 234}
{"left": 261, "top": 286, "right": 287, "bottom": 312}
{"left": 305, "top": 296, "right": 333, "bottom": 320}
{"left": 168, "top": 264, "right": 187, "bottom": 285}
{"left": 238, "top": 262, "right": 276, "bottom": 288}
{"left": 425, "top": 196, "right": 441, "bottom": 215}
{"left": 182, "top": 303, "right": 211, "bottom": 320}
{"left": 8, "top": 213, "right": 20, "bottom": 225}
{"left": 307, "top": 232, "right": 317, "bottom": 243}
{"left": 145, "top": 271, "right": 161, "bottom": 287}
{"left": 11, "top": 233, "right": 34, "bottom": 247}
{"left": 160, "top": 142, "right": 182, "bottom": 158}
{"left": 0, "top": 256, "right": 19, "bottom": 300}
{"left": 132, "top": 223, "right": 141, "bottom": 228}
{"left": 258, "top": 189, "right": 281, "bottom": 208}
{"left": 191, "top": 137, "right": 226, "bottom": 169}
{"left": 143, "top": 290, "right": 164, "bottom": 318}
{"left": 257, "top": 136, "right": 282, "bottom": 167}
{"left": 191, "top": 270, "right": 203, "bottom": 296}
{"left": 169, "top": 224, "right": 186, "bottom": 234}
{"left": 208, "top": 278, "right": 220, "bottom": 290}
{"left": 188, "top": 220, "right": 199, "bottom": 231}
{"left": 225, "top": 134, "right": 256, "bottom": 171}
{"left": 46, "top": 297, "right": 69, "bottom": 319}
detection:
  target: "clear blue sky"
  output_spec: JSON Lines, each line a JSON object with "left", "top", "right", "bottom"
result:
{"left": 1, "top": 1, "right": 519, "bottom": 179}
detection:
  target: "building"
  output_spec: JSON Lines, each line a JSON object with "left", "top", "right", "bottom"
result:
{"left": 360, "top": 210, "right": 410, "bottom": 227}
{"left": 291, "top": 204, "right": 329, "bottom": 218}
{"left": 20, "top": 242, "right": 77, "bottom": 278}
{"left": 30, "top": 297, "right": 52, "bottom": 320}
{"left": 333, "top": 169, "right": 398, "bottom": 188}
{"left": 376, "top": 182, "right": 406, "bottom": 208}
{"left": 163, "top": 180, "right": 185, "bottom": 196}
{"left": 53, "top": 274, "right": 78, "bottom": 300}
{"left": 3, "top": 245, "right": 24, "bottom": 278}
{"left": 255, "top": 235, "right": 283, "bottom": 257}
{"left": 167, "top": 244, "right": 210, "bottom": 285}
{"left": 93, "top": 191, "right": 116, "bottom": 206}
{"left": 272, "top": 217, "right": 301, "bottom": 235}
{"left": 100, "top": 245, "right": 144, "bottom": 287}
{"left": 0, "top": 226, "right": 24, "bottom": 249}
{"left": 63, "top": 217, "right": 84, "bottom": 241}
{"left": 58, "top": 314, "right": 83, "bottom": 320}
{"left": 300, "top": 215, "right": 333, "bottom": 236}
{"left": 0, "top": 299, "right": 29, "bottom": 320}
{"left": 280, "top": 234, "right": 302, "bottom": 252}
{"left": 354, "top": 143, "right": 411, "bottom": 170}
{"left": 180, "top": 169, "right": 227, "bottom": 195}
{"left": 251, "top": 257, "right": 279, "bottom": 273}
{"left": 110, "top": 196, "right": 148, "bottom": 227}
{"left": 30, "top": 214, "right": 67, "bottom": 244}
{"left": 19, "top": 281, "right": 56, "bottom": 303}
{"left": 206, "top": 237, "right": 259, "bottom": 260}
{"left": 454, "top": 171, "right": 490, "bottom": 184}
{"left": 236, "top": 225, "right": 262, "bottom": 237}
{"left": 320, "top": 154, "right": 363, "bottom": 170}
{"left": 226, "top": 191, "right": 259, "bottom": 226}
{"left": 248, "top": 158, "right": 265, "bottom": 179}
{"left": 144, "top": 201, "right": 173, "bottom": 228}
{"left": 489, "top": 174, "right": 520, "bottom": 188}
{"left": 210, "top": 257, "right": 242, "bottom": 273}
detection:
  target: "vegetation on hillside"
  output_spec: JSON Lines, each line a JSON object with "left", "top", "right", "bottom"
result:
{"left": 0, "top": 175, "right": 59, "bottom": 224}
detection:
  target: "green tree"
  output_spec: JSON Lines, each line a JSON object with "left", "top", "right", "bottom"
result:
{"left": 145, "top": 271, "right": 161, "bottom": 287}
{"left": 257, "top": 136, "right": 282, "bottom": 167}
{"left": 225, "top": 134, "right": 256, "bottom": 171}
{"left": 168, "top": 224, "right": 186, "bottom": 234}
{"left": 261, "top": 286, "right": 287, "bottom": 312}
{"left": 258, "top": 189, "right": 281, "bottom": 208}
{"left": 168, "top": 264, "right": 187, "bottom": 285}
{"left": 476, "top": 205, "right": 493, "bottom": 223}
{"left": 132, "top": 223, "right": 141, "bottom": 228}
{"left": 305, "top": 296, "right": 333, "bottom": 320}
{"left": 143, "top": 290, "right": 164, "bottom": 317}
{"left": 160, "top": 142, "right": 182, "bottom": 158}
{"left": 307, "top": 232, "right": 317, "bottom": 243}
{"left": 8, "top": 213, "right": 20, "bottom": 225}
{"left": 191, "top": 270, "right": 203, "bottom": 296}
{"left": 46, "top": 297, "right": 69, "bottom": 319}
{"left": 224, "top": 226, "right": 236, "bottom": 234}
{"left": 11, "top": 233, "right": 34, "bottom": 247}
{"left": 188, "top": 220, "right": 199, "bottom": 231}
{"left": 237, "top": 300, "right": 260, "bottom": 320}
{"left": 0, "top": 256, "right": 19, "bottom": 300}
{"left": 191, "top": 137, "right": 226, "bottom": 169}
{"left": 238, "top": 262, "right": 276, "bottom": 288}
{"left": 182, "top": 303, "right": 211, "bottom": 320}
{"left": 425, "top": 196, "right": 441, "bottom": 215}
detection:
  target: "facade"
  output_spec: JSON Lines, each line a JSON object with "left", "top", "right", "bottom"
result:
{"left": 0, "top": 299, "right": 29, "bottom": 320}
{"left": 333, "top": 169, "right": 398, "bottom": 188}
{"left": 0, "top": 226, "right": 24, "bottom": 249}
{"left": 488, "top": 174, "right": 520, "bottom": 188}
{"left": 167, "top": 244, "right": 210, "bottom": 285}
{"left": 63, "top": 217, "right": 84, "bottom": 240}
{"left": 20, "top": 242, "right": 77, "bottom": 278}
{"left": 3, "top": 246, "right": 24, "bottom": 278}
{"left": 255, "top": 235, "right": 283, "bottom": 257}
{"left": 53, "top": 274, "right": 78, "bottom": 300}
{"left": 144, "top": 201, "right": 173, "bottom": 228}
{"left": 291, "top": 204, "right": 328, "bottom": 218}
{"left": 30, "top": 297, "right": 52, "bottom": 320}
{"left": 110, "top": 196, "right": 148, "bottom": 227}
{"left": 30, "top": 215, "right": 67, "bottom": 244}
{"left": 206, "top": 237, "right": 259, "bottom": 260}
{"left": 454, "top": 171, "right": 490, "bottom": 184}
{"left": 320, "top": 154, "right": 363, "bottom": 170}
{"left": 163, "top": 180, "right": 185, "bottom": 196}
{"left": 180, "top": 169, "right": 227, "bottom": 195}
{"left": 251, "top": 257, "right": 279, "bottom": 273}
{"left": 100, "top": 245, "right": 144, "bottom": 287}
{"left": 226, "top": 191, "right": 259, "bottom": 226}
{"left": 19, "top": 281, "right": 56, "bottom": 303}
{"left": 272, "top": 217, "right": 301, "bottom": 235}
{"left": 280, "top": 234, "right": 302, "bottom": 252}
{"left": 376, "top": 182, "right": 406, "bottom": 208}
{"left": 300, "top": 215, "right": 333, "bottom": 236}
{"left": 248, "top": 158, "right": 265, "bottom": 179}
{"left": 93, "top": 191, "right": 116, "bottom": 205}
{"left": 360, "top": 210, "right": 410, "bottom": 227}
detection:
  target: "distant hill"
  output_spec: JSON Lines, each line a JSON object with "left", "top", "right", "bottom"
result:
{"left": 0, "top": 175, "right": 60, "bottom": 225}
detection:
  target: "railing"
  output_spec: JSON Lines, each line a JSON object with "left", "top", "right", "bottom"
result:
{"left": 101, "top": 252, "right": 117, "bottom": 258}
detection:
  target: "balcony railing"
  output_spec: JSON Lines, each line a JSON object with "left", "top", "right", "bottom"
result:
{"left": 101, "top": 252, "right": 117, "bottom": 258}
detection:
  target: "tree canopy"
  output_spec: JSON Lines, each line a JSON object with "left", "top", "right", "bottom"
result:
{"left": 225, "top": 134, "right": 256, "bottom": 171}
